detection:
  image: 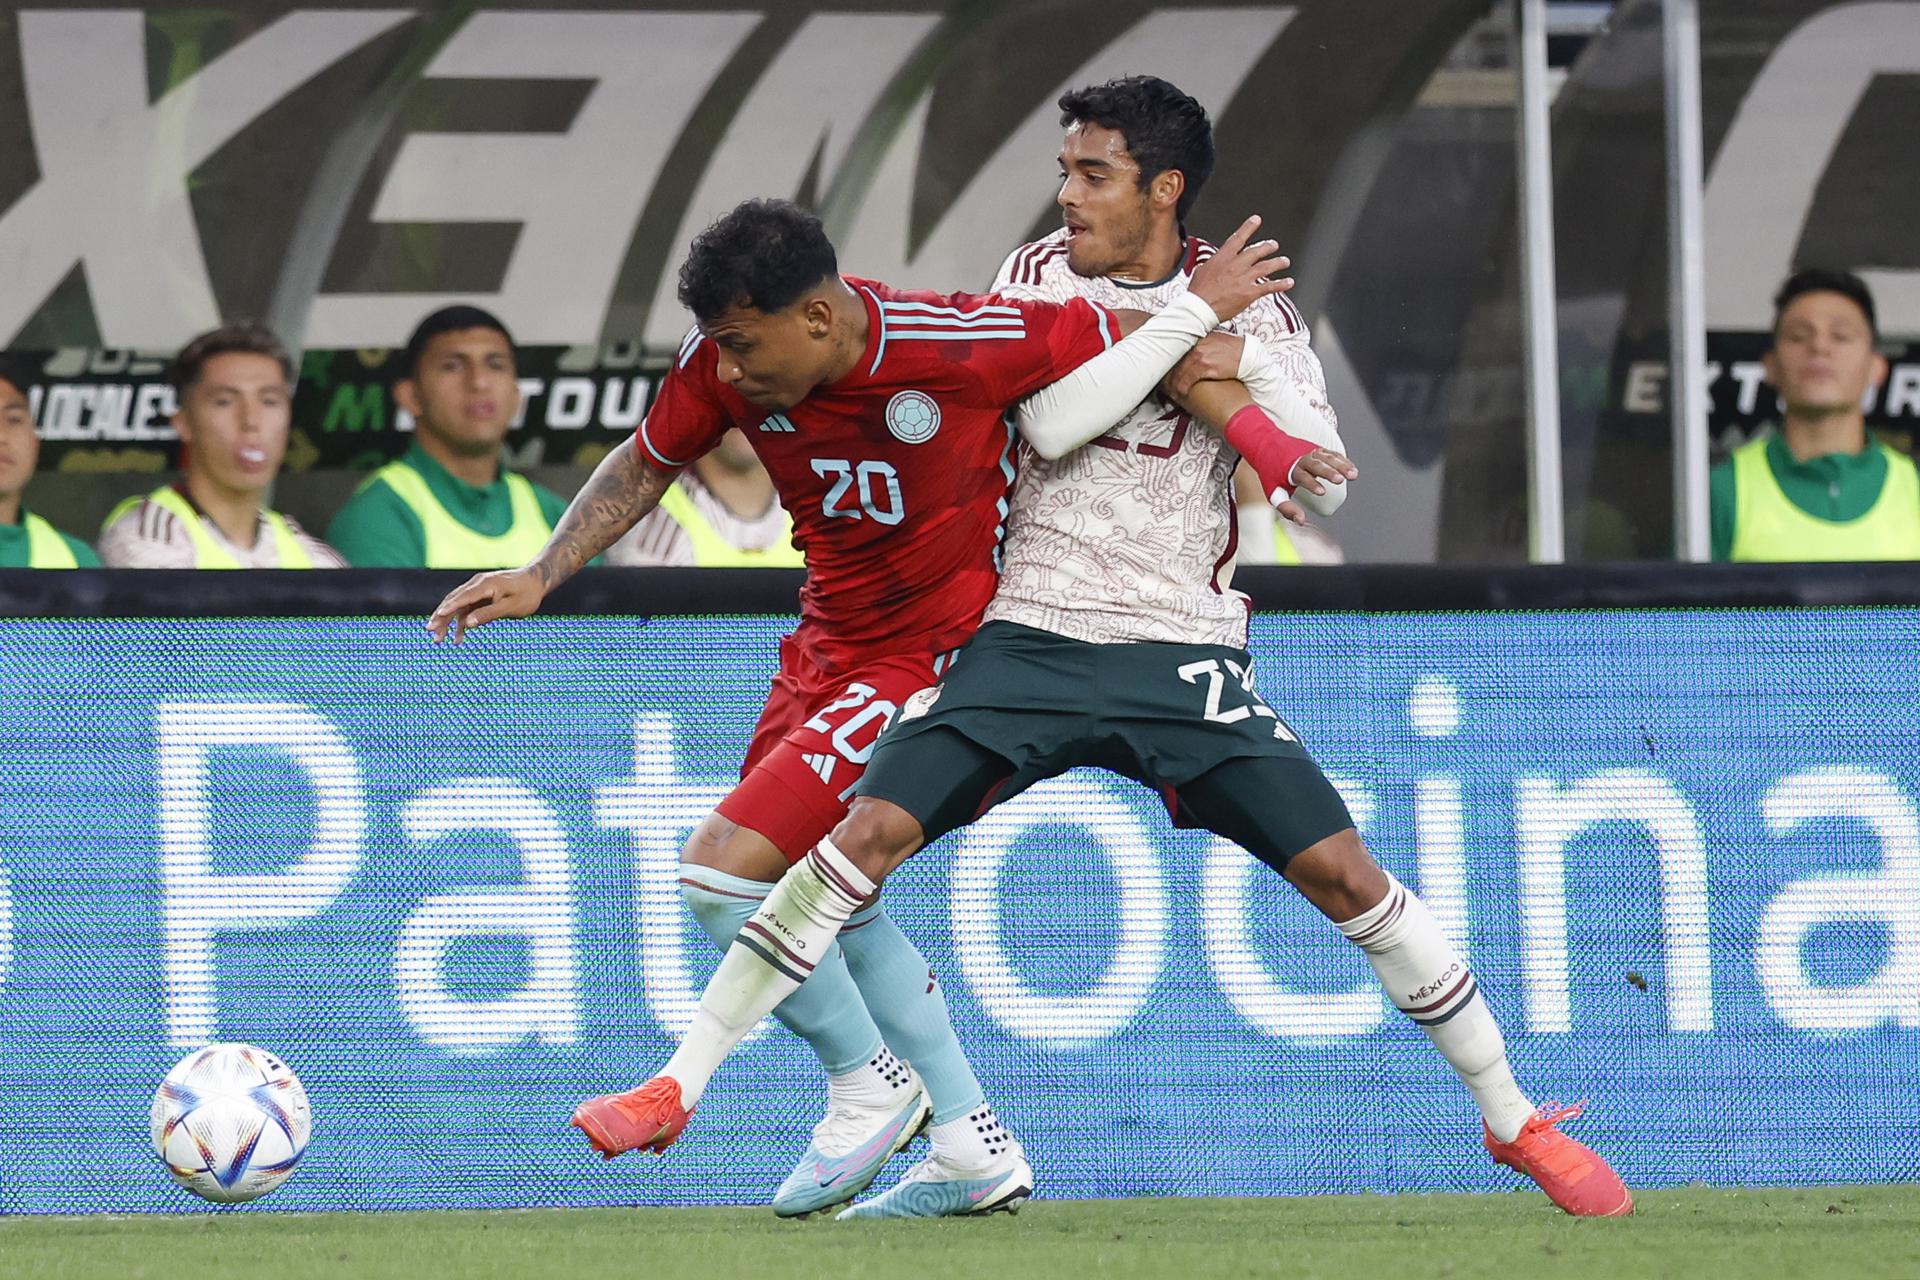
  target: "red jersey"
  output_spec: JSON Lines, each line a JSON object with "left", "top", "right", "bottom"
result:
{"left": 639, "top": 277, "right": 1117, "bottom": 669}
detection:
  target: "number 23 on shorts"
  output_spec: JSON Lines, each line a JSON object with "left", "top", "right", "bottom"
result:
{"left": 1178, "top": 657, "right": 1298, "bottom": 741}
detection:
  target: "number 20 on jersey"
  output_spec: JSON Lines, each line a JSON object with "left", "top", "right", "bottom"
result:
{"left": 810, "top": 458, "right": 905, "bottom": 525}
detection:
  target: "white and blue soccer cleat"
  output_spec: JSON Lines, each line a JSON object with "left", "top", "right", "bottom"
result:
{"left": 772, "top": 1069, "right": 931, "bottom": 1218}
{"left": 834, "top": 1146, "right": 1033, "bottom": 1220}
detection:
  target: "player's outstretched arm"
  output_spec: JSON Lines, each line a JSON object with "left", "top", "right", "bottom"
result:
{"left": 1167, "top": 333, "right": 1343, "bottom": 453}
{"left": 533, "top": 436, "right": 677, "bottom": 585}
{"left": 426, "top": 436, "right": 674, "bottom": 643}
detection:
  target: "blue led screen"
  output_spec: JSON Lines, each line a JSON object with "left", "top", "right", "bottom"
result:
{"left": 0, "top": 610, "right": 1915, "bottom": 1211}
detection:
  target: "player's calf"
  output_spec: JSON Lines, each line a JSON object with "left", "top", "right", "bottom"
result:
{"left": 1326, "top": 869, "right": 1634, "bottom": 1215}
{"left": 1326, "top": 869, "right": 1538, "bottom": 1143}
{"left": 643, "top": 836, "right": 880, "bottom": 1117}
{"left": 841, "top": 902, "right": 995, "bottom": 1133}
{"left": 680, "top": 865, "right": 886, "bottom": 1078}
{"left": 1281, "top": 828, "right": 1390, "bottom": 922}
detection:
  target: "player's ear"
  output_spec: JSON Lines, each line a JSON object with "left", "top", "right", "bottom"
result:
{"left": 803, "top": 296, "right": 834, "bottom": 338}
{"left": 393, "top": 377, "right": 423, "bottom": 419}
{"left": 1151, "top": 169, "right": 1185, "bottom": 214}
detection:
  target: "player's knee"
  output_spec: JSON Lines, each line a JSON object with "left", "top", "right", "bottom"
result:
{"left": 1285, "top": 827, "right": 1389, "bottom": 921}
{"left": 679, "top": 812, "right": 789, "bottom": 882}
{"left": 830, "top": 797, "right": 924, "bottom": 882}
{"left": 677, "top": 873, "right": 741, "bottom": 944}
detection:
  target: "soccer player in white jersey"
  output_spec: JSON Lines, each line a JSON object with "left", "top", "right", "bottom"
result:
{"left": 613, "top": 78, "right": 1632, "bottom": 1221}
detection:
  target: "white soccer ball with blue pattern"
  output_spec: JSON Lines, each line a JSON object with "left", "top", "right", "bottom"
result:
{"left": 150, "top": 1043, "right": 311, "bottom": 1203}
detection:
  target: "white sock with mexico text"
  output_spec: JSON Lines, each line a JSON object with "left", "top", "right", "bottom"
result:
{"left": 660, "top": 836, "right": 875, "bottom": 1108}
{"left": 1336, "top": 874, "right": 1536, "bottom": 1143}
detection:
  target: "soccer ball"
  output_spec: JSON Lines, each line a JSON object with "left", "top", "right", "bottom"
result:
{"left": 150, "top": 1043, "right": 311, "bottom": 1203}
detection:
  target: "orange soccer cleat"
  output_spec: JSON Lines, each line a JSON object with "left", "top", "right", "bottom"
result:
{"left": 1484, "top": 1102, "right": 1634, "bottom": 1218}
{"left": 570, "top": 1077, "right": 694, "bottom": 1160}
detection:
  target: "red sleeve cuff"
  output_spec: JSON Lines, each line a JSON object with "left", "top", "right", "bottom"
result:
{"left": 1224, "top": 404, "right": 1317, "bottom": 498}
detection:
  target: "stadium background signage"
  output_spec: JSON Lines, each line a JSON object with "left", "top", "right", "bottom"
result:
{"left": 0, "top": 1, "right": 1485, "bottom": 353}
{"left": 0, "top": 0, "right": 1484, "bottom": 482}
{"left": 19, "top": 345, "right": 656, "bottom": 473}
{"left": 22, "top": 334, "right": 1920, "bottom": 477}
{"left": 4, "top": 2, "right": 1914, "bottom": 559}
{"left": 0, "top": 607, "right": 1914, "bottom": 1212}
{"left": 1616, "top": 0, "right": 1920, "bottom": 437}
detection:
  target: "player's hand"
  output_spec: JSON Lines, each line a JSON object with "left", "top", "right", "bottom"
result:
{"left": 426, "top": 566, "right": 547, "bottom": 644}
{"left": 1274, "top": 449, "right": 1358, "bottom": 524}
{"left": 1186, "top": 215, "right": 1293, "bottom": 323}
{"left": 1162, "top": 332, "right": 1246, "bottom": 401}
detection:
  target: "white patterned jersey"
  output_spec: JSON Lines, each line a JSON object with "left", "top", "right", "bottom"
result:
{"left": 97, "top": 490, "right": 346, "bottom": 569}
{"left": 983, "top": 228, "right": 1336, "bottom": 647}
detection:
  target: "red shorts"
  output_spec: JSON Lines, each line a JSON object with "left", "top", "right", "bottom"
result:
{"left": 716, "top": 635, "right": 962, "bottom": 862}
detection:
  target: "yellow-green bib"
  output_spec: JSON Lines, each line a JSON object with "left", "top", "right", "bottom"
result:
{"left": 23, "top": 513, "right": 78, "bottom": 568}
{"left": 104, "top": 487, "right": 313, "bottom": 569}
{"left": 373, "top": 462, "right": 552, "bottom": 569}
{"left": 1729, "top": 438, "right": 1920, "bottom": 561}
{"left": 657, "top": 483, "right": 802, "bottom": 567}
{"left": 1270, "top": 522, "right": 1303, "bottom": 566}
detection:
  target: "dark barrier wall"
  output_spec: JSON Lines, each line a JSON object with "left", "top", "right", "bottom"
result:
{"left": 0, "top": 568, "right": 1916, "bottom": 1210}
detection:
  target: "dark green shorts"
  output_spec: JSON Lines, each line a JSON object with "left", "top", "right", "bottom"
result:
{"left": 857, "top": 620, "right": 1354, "bottom": 868}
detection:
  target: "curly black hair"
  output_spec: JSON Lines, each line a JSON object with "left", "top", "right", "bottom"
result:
{"left": 1059, "top": 76, "right": 1215, "bottom": 223}
{"left": 677, "top": 198, "right": 839, "bottom": 324}
{"left": 1773, "top": 268, "right": 1877, "bottom": 339}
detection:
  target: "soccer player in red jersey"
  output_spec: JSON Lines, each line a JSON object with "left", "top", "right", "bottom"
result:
{"left": 427, "top": 198, "right": 1291, "bottom": 1214}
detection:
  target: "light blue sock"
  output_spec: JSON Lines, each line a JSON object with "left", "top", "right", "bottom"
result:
{"left": 840, "top": 902, "right": 987, "bottom": 1124}
{"left": 680, "top": 867, "right": 882, "bottom": 1076}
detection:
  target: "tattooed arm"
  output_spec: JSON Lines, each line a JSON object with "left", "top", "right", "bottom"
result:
{"left": 531, "top": 436, "right": 676, "bottom": 589}
{"left": 426, "top": 436, "right": 677, "bottom": 643}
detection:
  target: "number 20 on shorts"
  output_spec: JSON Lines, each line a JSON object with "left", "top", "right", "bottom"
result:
{"left": 1179, "top": 658, "right": 1298, "bottom": 741}
{"left": 802, "top": 681, "right": 901, "bottom": 763}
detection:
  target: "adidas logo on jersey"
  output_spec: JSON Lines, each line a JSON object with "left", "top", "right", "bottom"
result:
{"left": 758, "top": 414, "right": 797, "bottom": 433}
{"left": 801, "top": 752, "right": 836, "bottom": 784}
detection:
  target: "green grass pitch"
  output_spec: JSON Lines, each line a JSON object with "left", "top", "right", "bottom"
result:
{"left": 6, "top": 1187, "right": 1918, "bottom": 1280}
